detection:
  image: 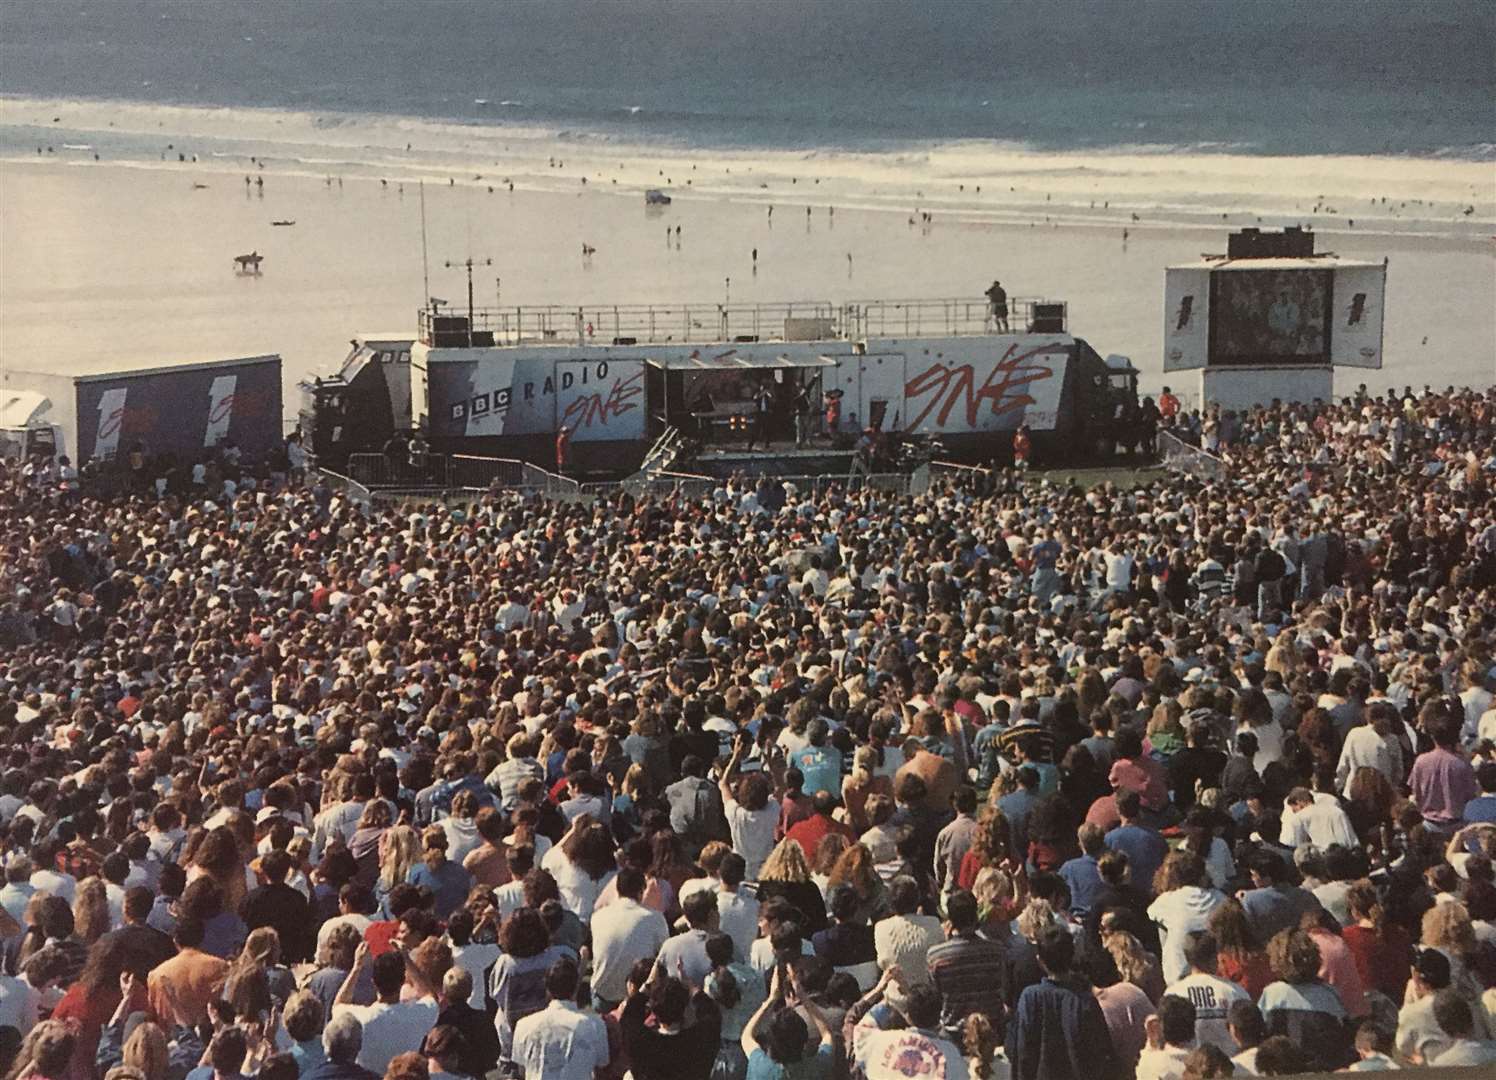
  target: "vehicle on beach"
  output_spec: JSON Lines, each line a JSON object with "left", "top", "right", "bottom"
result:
{"left": 298, "top": 296, "right": 1137, "bottom": 480}
{"left": 644, "top": 189, "right": 672, "bottom": 206}
{"left": 271, "top": 220, "right": 296, "bottom": 226}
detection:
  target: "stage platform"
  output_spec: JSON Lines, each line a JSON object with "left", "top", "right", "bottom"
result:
{"left": 684, "top": 440, "right": 859, "bottom": 478}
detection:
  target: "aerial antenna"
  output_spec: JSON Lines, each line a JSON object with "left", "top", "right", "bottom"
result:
{"left": 419, "top": 181, "right": 431, "bottom": 304}
{"left": 443, "top": 256, "right": 494, "bottom": 346}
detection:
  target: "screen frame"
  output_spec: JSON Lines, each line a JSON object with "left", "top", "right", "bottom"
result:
{"left": 1208, "top": 267, "right": 1335, "bottom": 367}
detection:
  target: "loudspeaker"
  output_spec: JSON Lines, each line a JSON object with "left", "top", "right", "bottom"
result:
{"left": 1029, "top": 303, "right": 1066, "bottom": 333}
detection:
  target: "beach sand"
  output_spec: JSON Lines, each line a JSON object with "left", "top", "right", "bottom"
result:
{"left": 2, "top": 155, "right": 1492, "bottom": 418}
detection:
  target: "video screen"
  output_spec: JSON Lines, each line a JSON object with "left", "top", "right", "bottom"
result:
{"left": 1210, "top": 268, "right": 1332, "bottom": 365}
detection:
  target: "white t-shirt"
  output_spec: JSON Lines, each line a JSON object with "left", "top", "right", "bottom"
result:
{"left": 1166, "top": 971, "right": 1249, "bottom": 1054}
{"left": 0, "top": 975, "right": 39, "bottom": 1032}
{"left": 723, "top": 797, "right": 779, "bottom": 880}
{"left": 450, "top": 941, "right": 502, "bottom": 1009}
{"left": 588, "top": 898, "right": 669, "bottom": 1003}
{"left": 1148, "top": 886, "right": 1228, "bottom": 984}
{"left": 1136, "top": 1044, "right": 1192, "bottom": 1080}
{"left": 333, "top": 999, "right": 438, "bottom": 1074}
{"left": 1105, "top": 552, "right": 1135, "bottom": 590}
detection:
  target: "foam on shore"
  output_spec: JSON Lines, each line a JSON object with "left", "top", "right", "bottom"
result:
{"left": 4, "top": 95, "right": 1493, "bottom": 242}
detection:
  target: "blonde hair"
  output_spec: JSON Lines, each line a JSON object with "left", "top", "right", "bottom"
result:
{"left": 758, "top": 839, "right": 811, "bottom": 884}
{"left": 122, "top": 1022, "right": 169, "bottom": 1080}
{"left": 239, "top": 926, "right": 282, "bottom": 970}
{"left": 971, "top": 866, "right": 1018, "bottom": 922}
{"left": 421, "top": 825, "right": 449, "bottom": 870}
{"left": 73, "top": 877, "right": 111, "bottom": 944}
{"left": 379, "top": 825, "right": 421, "bottom": 889}
{"left": 1103, "top": 928, "right": 1158, "bottom": 990}
{"left": 1015, "top": 898, "right": 1056, "bottom": 943}
{"left": 1422, "top": 900, "right": 1478, "bottom": 959}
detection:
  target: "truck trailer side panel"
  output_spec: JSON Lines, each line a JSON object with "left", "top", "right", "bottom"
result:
{"left": 74, "top": 356, "right": 282, "bottom": 463}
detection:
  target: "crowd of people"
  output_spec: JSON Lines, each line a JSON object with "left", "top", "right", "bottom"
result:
{"left": 0, "top": 385, "right": 1493, "bottom": 1080}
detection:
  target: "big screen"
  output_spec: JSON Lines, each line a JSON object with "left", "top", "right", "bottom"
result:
{"left": 1209, "top": 268, "right": 1332, "bottom": 366}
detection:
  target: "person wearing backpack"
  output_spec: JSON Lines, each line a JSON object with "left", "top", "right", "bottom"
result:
{"left": 664, "top": 755, "right": 726, "bottom": 860}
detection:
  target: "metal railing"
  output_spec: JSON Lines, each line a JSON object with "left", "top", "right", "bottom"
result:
{"left": 311, "top": 467, "right": 373, "bottom": 507}
{"left": 345, "top": 451, "right": 581, "bottom": 498}
{"left": 578, "top": 471, "right": 912, "bottom": 502}
{"left": 417, "top": 296, "right": 1064, "bottom": 347}
{"left": 842, "top": 297, "right": 1062, "bottom": 338}
{"left": 1159, "top": 429, "right": 1228, "bottom": 482}
{"left": 419, "top": 301, "right": 838, "bottom": 348}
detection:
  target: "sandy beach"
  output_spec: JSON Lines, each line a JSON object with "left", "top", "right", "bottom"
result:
{"left": 2, "top": 143, "right": 1493, "bottom": 414}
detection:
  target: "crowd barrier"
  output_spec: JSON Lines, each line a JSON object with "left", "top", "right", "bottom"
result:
{"left": 1159, "top": 429, "right": 1228, "bottom": 482}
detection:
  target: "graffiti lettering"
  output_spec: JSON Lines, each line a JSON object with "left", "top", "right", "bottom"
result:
{"left": 559, "top": 370, "right": 645, "bottom": 430}
{"left": 100, "top": 403, "right": 163, "bottom": 440}
{"left": 904, "top": 342, "right": 1060, "bottom": 431}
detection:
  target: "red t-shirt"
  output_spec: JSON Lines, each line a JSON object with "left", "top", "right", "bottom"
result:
{"left": 364, "top": 919, "right": 400, "bottom": 957}
{"left": 785, "top": 813, "right": 854, "bottom": 859}
{"left": 1341, "top": 923, "right": 1413, "bottom": 1001}
{"left": 1217, "top": 949, "right": 1275, "bottom": 1000}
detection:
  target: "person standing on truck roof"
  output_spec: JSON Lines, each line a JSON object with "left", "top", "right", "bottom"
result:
{"left": 986, "top": 280, "right": 1009, "bottom": 332}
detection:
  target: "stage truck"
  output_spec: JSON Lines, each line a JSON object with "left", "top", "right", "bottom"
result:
{"left": 299, "top": 297, "right": 1137, "bottom": 477}
{"left": 0, "top": 355, "right": 283, "bottom": 468}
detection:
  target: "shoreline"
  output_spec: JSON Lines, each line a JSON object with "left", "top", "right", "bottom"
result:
{"left": 2, "top": 94, "right": 1493, "bottom": 244}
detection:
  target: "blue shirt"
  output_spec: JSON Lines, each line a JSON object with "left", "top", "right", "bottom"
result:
{"left": 1103, "top": 824, "right": 1168, "bottom": 898}
{"left": 407, "top": 859, "right": 473, "bottom": 919}
{"left": 1058, "top": 854, "right": 1104, "bottom": 917}
{"left": 746, "top": 1042, "right": 834, "bottom": 1080}
{"left": 790, "top": 744, "right": 843, "bottom": 798}
{"left": 1463, "top": 794, "right": 1496, "bottom": 824}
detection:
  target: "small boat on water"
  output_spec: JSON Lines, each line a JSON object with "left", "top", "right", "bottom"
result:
{"left": 271, "top": 220, "right": 296, "bottom": 226}
{"left": 645, "top": 189, "right": 671, "bottom": 206}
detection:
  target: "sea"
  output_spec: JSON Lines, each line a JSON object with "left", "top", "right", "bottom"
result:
{"left": 2, "top": 0, "right": 1493, "bottom": 160}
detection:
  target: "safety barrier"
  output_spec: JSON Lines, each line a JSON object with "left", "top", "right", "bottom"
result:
{"left": 1159, "top": 429, "right": 1228, "bottom": 482}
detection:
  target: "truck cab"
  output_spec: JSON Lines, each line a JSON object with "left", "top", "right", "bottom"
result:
{"left": 0, "top": 391, "right": 65, "bottom": 466}
{"left": 297, "top": 336, "right": 415, "bottom": 470}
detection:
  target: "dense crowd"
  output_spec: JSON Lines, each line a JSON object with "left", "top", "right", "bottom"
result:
{"left": 0, "top": 385, "right": 1493, "bottom": 1080}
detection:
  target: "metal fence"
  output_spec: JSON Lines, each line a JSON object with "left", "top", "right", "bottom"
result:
{"left": 1159, "top": 429, "right": 1228, "bottom": 482}
{"left": 842, "top": 297, "right": 1060, "bottom": 339}
{"left": 344, "top": 451, "right": 580, "bottom": 498}
{"left": 416, "top": 296, "right": 1063, "bottom": 347}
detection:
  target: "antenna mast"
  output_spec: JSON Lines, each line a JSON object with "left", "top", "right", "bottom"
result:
{"left": 442, "top": 257, "right": 493, "bottom": 347}
{"left": 419, "top": 181, "right": 431, "bottom": 303}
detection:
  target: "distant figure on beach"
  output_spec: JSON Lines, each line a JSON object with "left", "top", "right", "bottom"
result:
{"left": 986, "top": 280, "right": 1009, "bottom": 331}
{"left": 675, "top": 225, "right": 682, "bottom": 243}
{"left": 752, "top": 248, "right": 757, "bottom": 267}
{"left": 767, "top": 206, "right": 773, "bottom": 220}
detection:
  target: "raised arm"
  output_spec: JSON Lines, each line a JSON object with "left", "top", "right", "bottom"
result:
{"left": 720, "top": 737, "right": 745, "bottom": 807}
{"left": 741, "top": 963, "right": 782, "bottom": 1056}
{"left": 334, "top": 941, "right": 371, "bottom": 1006}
